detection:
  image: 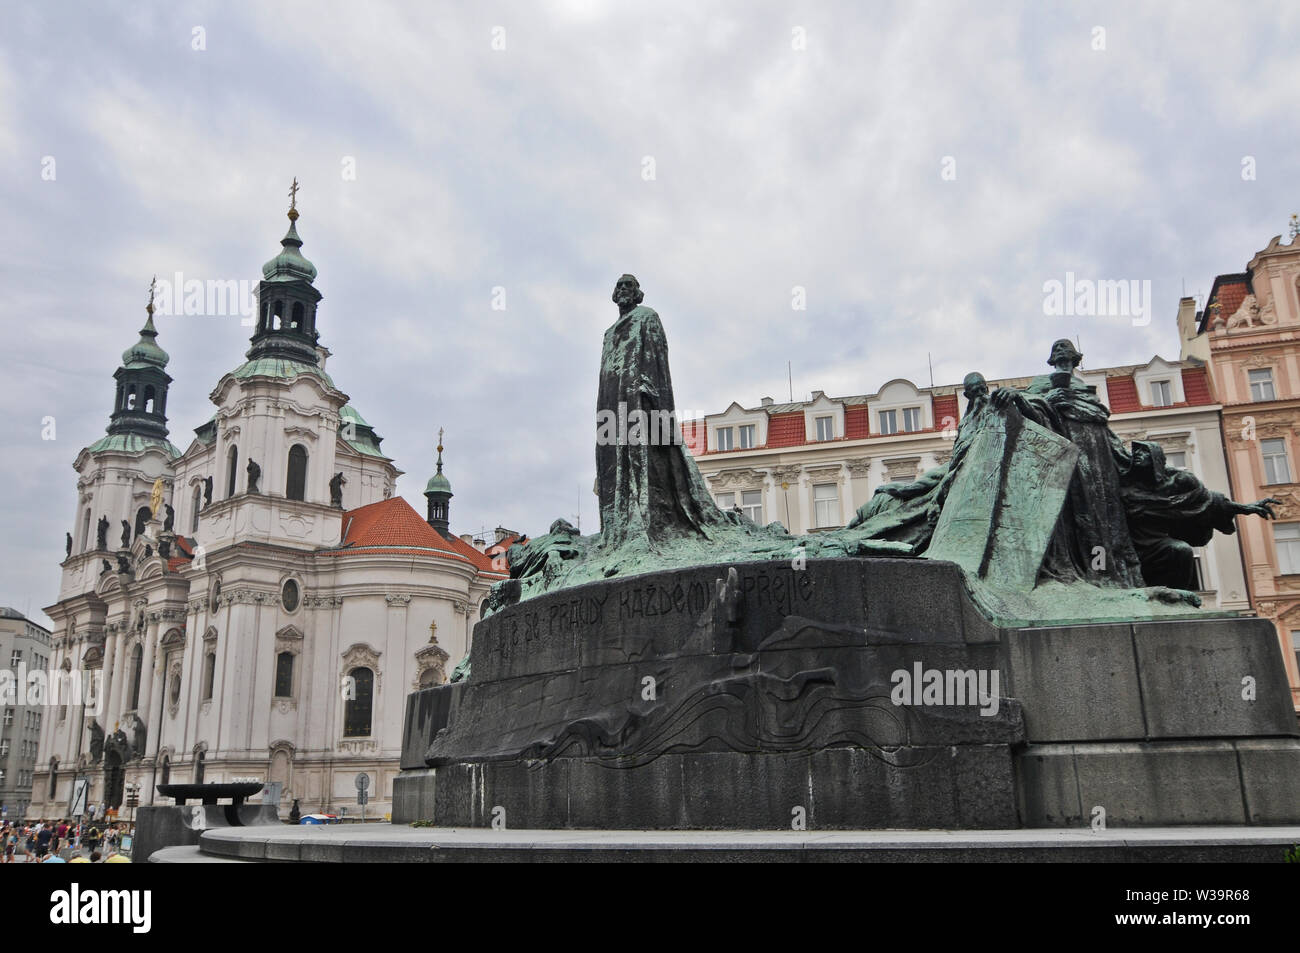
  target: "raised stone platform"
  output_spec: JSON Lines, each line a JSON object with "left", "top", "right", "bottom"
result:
{"left": 153, "top": 823, "right": 1300, "bottom": 863}
{"left": 395, "top": 558, "right": 1300, "bottom": 831}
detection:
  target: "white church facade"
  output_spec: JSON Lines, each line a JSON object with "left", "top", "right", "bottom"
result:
{"left": 29, "top": 198, "right": 508, "bottom": 821}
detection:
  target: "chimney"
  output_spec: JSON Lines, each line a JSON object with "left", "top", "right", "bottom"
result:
{"left": 760, "top": 396, "right": 774, "bottom": 407}
{"left": 459, "top": 534, "right": 473, "bottom": 545}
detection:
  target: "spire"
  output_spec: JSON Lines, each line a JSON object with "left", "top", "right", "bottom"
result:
{"left": 107, "top": 276, "right": 173, "bottom": 441}
{"left": 248, "top": 179, "right": 323, "bottom": 365}
{"left": 424, "top": 428, "right": 454, "bottom": 536}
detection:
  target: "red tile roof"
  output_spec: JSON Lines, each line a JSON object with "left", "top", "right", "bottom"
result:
{"left": 766, "top": 411, "right": 806, "bottom": 447}
{"left": 322, "top": 497, "right": 506, "bottom": 576}
{"left": 681, "top": 419, "right": 706, "bottom": 454}
{"left": 1106, "top": 375, "right": 1141, "bottom": 414}
{"left": 1213, "top": 280, "right": 1249, "bottom": 326}
{"left": 931, "top": 394, "right": 959, "bottom": 431}
{"left": 844, "top": 405, "right": 869, "bottom": 440}
{"left": 1181, "top": 366, "right": 1214, "bottom": 405}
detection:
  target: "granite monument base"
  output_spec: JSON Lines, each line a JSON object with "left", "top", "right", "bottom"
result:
{"left": 393, "top": 558, "right": 1300, "bottom": 831}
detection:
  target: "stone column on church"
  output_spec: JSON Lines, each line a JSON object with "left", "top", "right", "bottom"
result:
{"left": 138, "top": 617, "right": 162, "bottom": 757}
{"left": 104, "top": 623, "right": 129, "bottom": 733}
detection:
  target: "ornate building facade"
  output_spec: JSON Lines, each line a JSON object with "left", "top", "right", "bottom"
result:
{"left": 1181, "top": 231, "right": 1300, "bottom": 709}
{"left": 30, "top": 199, "right": 505, "bottom": 821}
{"left": 688, "top": 355, "right": 1250, "bottom": 613}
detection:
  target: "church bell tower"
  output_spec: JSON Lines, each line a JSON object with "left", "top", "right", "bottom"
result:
{"left": 107, "top": 277, "right": 172, "bottom": 442}
{"left": 247, "top": 177, "right": 322, "bottom": 366}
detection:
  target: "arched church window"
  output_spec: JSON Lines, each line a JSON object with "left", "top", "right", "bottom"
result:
{"left": 48, "top": 759, "right": 58, "bottom": 798}
{"left": 126, "top": 385, "right": 137, "bottom": 410}
{"left": 261, "top": 301, "right": 269, "bottom": 332}
{"left": 343, "top": 667, "right": 373, "bottom": 737}
{"left": 143, "top": 385, "right": 156, "bottom": 414}
{"left": 286, "top": 445, "right": 308, "bottom": 501}
{"left": 291, "top": 302, "right": 304, "bottom": 329}
{"left": 129, "top": 643, "right": 143, "bottom": 711}
{"left": 274, "top": 652, "right": 294, "bottom": 698}
{"left": 273, "top": 300, "right": 284, "bottom": 330}
{"left": 169, "top": 670, "right": 181, "bottom": 707}
{"left": 227, "top": 446, "right": 239, "bottom": 498}
{"left": 134, "top": 506, "right": 151, "bottom": 539}
{"left": 202, "top": 651, "right": 216, "bottom": 701}
{"left": 191, "top": 486, "right": 201, "bottom": 533}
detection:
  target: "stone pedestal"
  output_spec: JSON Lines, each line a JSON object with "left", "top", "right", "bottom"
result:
{"left": 394, "top": 559, "right": 1300, "bottom": 830}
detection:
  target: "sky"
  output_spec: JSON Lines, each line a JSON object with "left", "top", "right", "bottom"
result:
{"left": 2, "top": 1, "right": 1298, "bottom": 627}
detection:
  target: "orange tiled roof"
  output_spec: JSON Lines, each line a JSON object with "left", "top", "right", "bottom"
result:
{"left": 322, "top": 497, "right": 506, "bottom": 576}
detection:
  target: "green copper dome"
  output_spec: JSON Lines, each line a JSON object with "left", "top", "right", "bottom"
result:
{"left": 121, "top": 314, "right": 170, "bottom": 369}
{"left": 425, "top": 440, "right": 453, "bottom": 495}
{"left": 261, "top": 216, "right": 317, "bottom": 284}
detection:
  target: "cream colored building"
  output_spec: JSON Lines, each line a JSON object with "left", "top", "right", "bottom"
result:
{"left": 688, "top": 356, "right": 1250, "bottom": 611}
{"left": 1181, "top": 230, "right": 1300, "bottom": 708}
{"left": 29, "top": 203, "right": 505, "bottom": 822}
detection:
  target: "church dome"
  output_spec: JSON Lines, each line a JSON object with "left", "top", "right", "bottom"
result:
{"left": 121, "top": 314, "right": 169, "bottom": 369}
{"left": 261, "top": 217, "right": 318, "bottom": 284}
{"left": 425, "top": 470, "right": 452, "bottom": 495}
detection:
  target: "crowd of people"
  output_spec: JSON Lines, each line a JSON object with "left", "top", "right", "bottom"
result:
{"left": 1, "top": 818, "right": 133, "bottom": 863}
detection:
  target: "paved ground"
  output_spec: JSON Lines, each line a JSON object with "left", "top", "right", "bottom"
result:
{"left": 147, "top": 824, "right": 1300, "bottom": 863}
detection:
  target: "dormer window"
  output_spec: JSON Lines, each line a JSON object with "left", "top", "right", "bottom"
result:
{"left": 739, "top": 424, "right": 756, "bottom": 449}
{"left": 902, "top": 407, "right": 922, "bottom": 432}
{"left": 1150, "top": 380, "right": 1172, "bottom": 407}
{"left": 815, "top": 416, "right": 834, "bottom": 441}
{"left": 716, "top": 427, "right": 734, "bottom": 452}
{"left": 878, "top": 410, "right": 898, "bottom": 435}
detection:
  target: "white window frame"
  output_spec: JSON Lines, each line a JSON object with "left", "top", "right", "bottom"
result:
{"left": 1249, "top": 368, "right": 1276, "bottom": 402}
{"left": 716, "top": 492, "right": 736, "bottom": 510}
{"left": 813, "top": 483, "right": 840, "bottom": 528}
{"left": 1275, "top": 523, "right": 1300, "bottom": 575}
{"left": 815, "top": 416, "right": 834, "bottom": 441}
{"left": 1150, "top": 380, "right": 1172, "bottom": 407}
{"left": 878, "top": 409, "right": 898, "bottom": 435}
{"left": 902, "top": 407, "right": 922, "bottom": 432}
{"left": 1164, "top": 451, "right": 1187, "bottom": 470}
{"left": 1262, "top": 438, "right": 1292, "bottom": 485}
{"left": 715, "top": 427, "right": 734, "bottom": 452}
{"left": 738, "top": 424, "right": 756, "bottom": 449}
{"left": 741, "top": 489, "right": 763, "bottom": 523}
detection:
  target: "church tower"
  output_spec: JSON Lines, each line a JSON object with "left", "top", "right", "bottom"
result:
{"left": 247, "top": 178, "right": 322, "bottom": 365}
{"left": 107, "top": 278, "right": 172, "bottom": 442}
{"left": 425, "top": 431, "right": 453, "bottom": 537}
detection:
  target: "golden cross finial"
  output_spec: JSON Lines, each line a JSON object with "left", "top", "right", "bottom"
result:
{"left": 147, "top": 275, "right": 157, "bottom": 316}
{"left": 429, "top": 619, "right": 438, "bottom": 643}
{"left": 288, "top": 177, "right": 300, "bottom": 220}
{"left": 437, "top": 427, "right": 444, "bottom": 453}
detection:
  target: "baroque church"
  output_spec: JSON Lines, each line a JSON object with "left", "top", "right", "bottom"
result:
{"left": 30, "top": 195, "right": 513, "bottom": 820}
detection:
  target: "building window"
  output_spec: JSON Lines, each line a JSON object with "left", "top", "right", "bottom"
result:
{"left": 1192, "top": 550, "right": 1206, "bottom": 590}
{"left": 815, "top": 416, "right": 835, "bottom": 441}
{"left": 1150, "top": 380, "right": 1172, "bottom": 407}
{"left": 226, "top": 446, "right": 239, "bottom": 498}
{"left": 902, "top": 407, "right": 922, "bottom": 432}
{"left": 9, "top": 650, "right": 20, "bottom": 668}
{"left": 343, "top": 667, "right": 374, "bottom": 737}
{"left": 0, "top": 741, "right": 8, "bottom": 758}
{"left": 738, "top": 424, "right": 756, "bottom": 449}
{"left": 274, "top": 652, "right": 294, "bottom": 698}
{"left": 202, "top": 651, "right": 216, "bottom": 701}
{"left": 813, "top": 483, "right": 840, "bottom": 528}
{"left": 716, "top": 427, "right": 734, "bottom": 452}
{"left": 128, "top": 643, "right": 143, "bottom": 711}
{"left": 1292, "top": 631, "right": 1300, "bottom": 682}
{"left": 286, "top": 444, "right": 308, "bottom": 501}
{"left": 48, "top": 760, "right": 57, "bottom": 797}
{"left": 1262, "top": 438, "right": 1292, "bottom": 485}
{"left": 1165, "top": 451, "right": 1187, "bottom": 470}
{"left": 716, "top": 492, "right": 735, "bottom": 509}
{"left": 282, "top": 580, "right": 300, "bottom": 612}
{"left": 741, "top": 489, "right": 763, "bottom": 523}
{"left": 1249, "top": 368, "right": 1276, "bottom": 402}
{"left": 80, "top": 509, "right": 92, "bottom": 553}
{"left": 878, "top": 409, "right": 898, "bottom": 435}
{"left": 1275, "top": 523, "right": 1300, "bottom": 575}
{"left": 2, "top": 709, "right": 11, "bottom": 727}
{"left": 191, "top": 486, "right": 201, "bottom": 533}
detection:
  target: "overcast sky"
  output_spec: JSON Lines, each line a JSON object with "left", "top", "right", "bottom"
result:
{"left": 3, "top": 1, "right": 1298, "bottom": 627}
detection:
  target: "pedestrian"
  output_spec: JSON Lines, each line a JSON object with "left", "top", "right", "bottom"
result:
{"left": 35, "top": 822, "right": 52, "bottom": 860}
{"left": 85, "top": 824, "right": 100, "bottom": 854}
{"left": 3, "top": 828, "right": 15, "bottom": 864}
